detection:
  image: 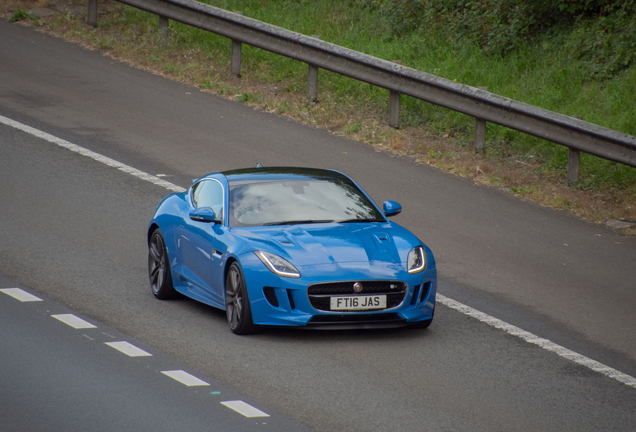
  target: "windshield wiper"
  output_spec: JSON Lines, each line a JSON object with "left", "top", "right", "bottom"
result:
{"left": 336, "top": 218, "right": 386, "bottom": 223}
{"left": 263, "top": 219, "right": 334, "bottom": 226}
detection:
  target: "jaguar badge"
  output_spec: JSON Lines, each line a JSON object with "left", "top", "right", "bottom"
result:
{"left": 353, "top": 282, "right": 363, "bottom": 293}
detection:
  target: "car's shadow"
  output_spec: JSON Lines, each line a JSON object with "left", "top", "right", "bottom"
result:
{"left": 260, "top": 322, "right": 434, "bottom": 343}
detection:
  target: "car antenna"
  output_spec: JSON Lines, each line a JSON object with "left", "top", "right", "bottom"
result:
{"left": 256, "top": 163, "right": 263, "bottom": 168}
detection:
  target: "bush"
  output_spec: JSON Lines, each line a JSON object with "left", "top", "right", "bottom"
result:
{"left": 367, "top": 0, "right": 636, "bottom": 79}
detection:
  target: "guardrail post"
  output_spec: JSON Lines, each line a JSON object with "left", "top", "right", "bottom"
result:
{"left": 159, "top": 16, "right": 169, "bottom": 43}
{"left": 231, "top": 40, "right": 242, "bottom": 78}
{"left": 567, "top": 115, "right": 583, "bottom": 183}
{"left": 474, "top": 87, "right": 488, "bottom": 152}
{"left": 96, "top": 0, "right": 636, "bottom": 169}
{"left": 307, "top": 36, "right": 321, "bottom": 102}
{"left": 388, "top": 61, "right": 402, "bottom": 129}
{"left": 567, "top": 148, "right": 581, "bottom": 184}
{"left": 87, "top": 0, "right": 97, "bottom": 27}
{"left": 231, "top": 12, "right": 243, "bottom": 78}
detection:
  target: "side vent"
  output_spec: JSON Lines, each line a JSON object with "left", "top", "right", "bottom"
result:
{"left": 411, "top": 284, "right": 421, "bottom": 305}
{"left": 263, "top": 287, "right": 279, "bottom": 307}
{"left": 419, "top": 282, "right": 431, "bottom": 304}
{"left": 286, "top": 289, "right": 296, "bottom": 310}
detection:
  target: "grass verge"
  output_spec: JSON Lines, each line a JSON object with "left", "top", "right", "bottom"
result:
{"left": 2, "top": 0, "right": 635, "bottom": 232}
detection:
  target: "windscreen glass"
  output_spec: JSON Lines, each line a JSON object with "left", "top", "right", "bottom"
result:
{"left": 229, "top": 179, "right": 384, "bottom": 227}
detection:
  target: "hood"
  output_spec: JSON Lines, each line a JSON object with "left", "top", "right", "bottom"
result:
{"left": 233, "top": 223, "right": 419, "bottom": 267}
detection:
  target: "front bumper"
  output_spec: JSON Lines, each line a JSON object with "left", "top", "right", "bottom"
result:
{"left": 239, "top": 253, "right": 437, "bottom": 328}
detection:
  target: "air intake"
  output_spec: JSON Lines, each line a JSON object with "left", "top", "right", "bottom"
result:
{"left": 263, "top": 287, "right": 279, "bottom": 307}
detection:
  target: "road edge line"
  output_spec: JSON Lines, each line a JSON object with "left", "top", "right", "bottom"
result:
{"left": 3, "top": 114, "right": 635, "bottom": 390}
{"left": 437, "top": 294, "right": 636, "bottom": 388}
{"left": 0, "top": 114, "right": 186, "bottom": 193}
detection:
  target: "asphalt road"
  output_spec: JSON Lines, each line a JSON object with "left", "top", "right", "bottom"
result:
{"left": 1, "top": 19, "right": 636, "bottom": 431}
{"left": 0, "top": 275, "right": 305, "bottom": 432}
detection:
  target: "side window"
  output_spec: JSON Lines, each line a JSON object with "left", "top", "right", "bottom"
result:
{"left": 192, "top": 180, "right": 224, "bottom": 221}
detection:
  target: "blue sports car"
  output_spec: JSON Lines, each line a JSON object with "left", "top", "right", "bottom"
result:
{"left": 147, "top": 167, "right": 436, "bottom": 334}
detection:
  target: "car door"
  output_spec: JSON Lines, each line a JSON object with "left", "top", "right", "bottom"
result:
{"left": 179, "top": 179, "right": 226, "bottom": 307}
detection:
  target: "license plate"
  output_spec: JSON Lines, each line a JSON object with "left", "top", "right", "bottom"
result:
{"left": 330, "top": 295, "right": 386, "bottom": 311}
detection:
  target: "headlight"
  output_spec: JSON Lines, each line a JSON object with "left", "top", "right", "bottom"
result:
{"left": 407, "top": 246, "right": 426, "bottom": 274}
{"left": 254, "top": 251, "right": 301, "bottom": 278}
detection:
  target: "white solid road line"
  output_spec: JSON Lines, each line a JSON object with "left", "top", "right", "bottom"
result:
{"left": 161, "top": 370, "right": 210, "bottom": 387}
{"left": 437, "top": 295, "right": 636, "bottom": 388}
{"left": 105, "top": 341, "right": 153, "bottom": 357}
{"left": 52, "top": 313, "right": 98, "bottom": 329}
{"left": 3, "top": 114, "right": 636, "bottom": 389}
{"left": 0, "top": 288, "right": 43, "bottom": 302}
{"left": 0, "top": 115, "right": 186, "bottom": 193}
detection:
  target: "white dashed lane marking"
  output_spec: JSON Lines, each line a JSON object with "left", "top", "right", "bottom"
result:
{"left": 3, "top": 114, "right": 636, "bottom": 392}
{"left": 105, "top": 341, "right": 153, "bottom": 357}
{"left": 1, "top": 286, "right": 273, "bottom": 419}
{"left": 161, "top": 370, "right": 210, "bottom": 387}
{"left": 0, "top": 288, "right": 43, "bottom": 302}
{"left": 52, "top": 314, "right": 97, "bottom": 329}
{"left": 221, "top": 400, "right": 270, "bottom": 418}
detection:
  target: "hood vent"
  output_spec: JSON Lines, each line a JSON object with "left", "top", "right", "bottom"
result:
{"left": 374, "top": 233, "right": 390, "bottom": 242}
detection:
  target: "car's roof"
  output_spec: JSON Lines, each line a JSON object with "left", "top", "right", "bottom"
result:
{"left": 220, "top": 167, "right": 349, "bottom": 184}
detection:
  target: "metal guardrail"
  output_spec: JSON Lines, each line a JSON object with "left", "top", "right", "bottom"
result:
{"left": 89, "top": 0, "right": 636, "bottom": 175}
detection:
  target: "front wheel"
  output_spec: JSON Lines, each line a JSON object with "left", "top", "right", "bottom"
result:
{"left": 148, "top": 228, "right": 178, "bottom": 300}
{"left": 225, "top": 262, "right": 257, "bottom": 335}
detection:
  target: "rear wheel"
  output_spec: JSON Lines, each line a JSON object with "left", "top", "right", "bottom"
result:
{"left": 225, "top": 262, "right": 257, "bottom": 335}
{"left": 148, "top": 228, "right": 178, "bottom": 300}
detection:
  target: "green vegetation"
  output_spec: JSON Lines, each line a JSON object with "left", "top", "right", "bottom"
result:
{"left": 373, "top": 1, "right": 636, "bottom": 79}
{"left": 4, "top": 0, "right": 633, "bottom": 220}
{"left": 111, "top": 0, "right": 636, "bottom": 191}
{"left": 8, "top": 7, "right": 36, "bottom": 22}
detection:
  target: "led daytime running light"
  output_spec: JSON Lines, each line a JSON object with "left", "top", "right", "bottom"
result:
{"left": 407, "top": 246, "right": 426, "bottom": 274}
{"left": 255, "top": 251, "right": 301, "bottom": 278}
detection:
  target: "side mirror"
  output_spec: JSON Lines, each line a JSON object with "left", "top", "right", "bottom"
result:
{"left": 383, "top": 200, "right": 402, "bottom": 217}
{"left": 189, "top": 207, "right": 221, "bottom": 224}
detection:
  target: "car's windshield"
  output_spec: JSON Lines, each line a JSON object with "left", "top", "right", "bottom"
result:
{"left": 228, "top": 179, "right": 384, "bottom": 227}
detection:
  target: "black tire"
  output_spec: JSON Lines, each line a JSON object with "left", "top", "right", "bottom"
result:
{"left": 225, "top": 262, "right": 257, "bottom": 335}
{"left": 148, "top": 228, "right": 178, "bottom": 300}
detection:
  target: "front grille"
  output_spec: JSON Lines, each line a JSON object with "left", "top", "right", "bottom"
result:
{"left": 308, "top": 281, "right": 406, "bottom": 295}
{"left": 307, "top": 281, "right": 407, "bottom": 312}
